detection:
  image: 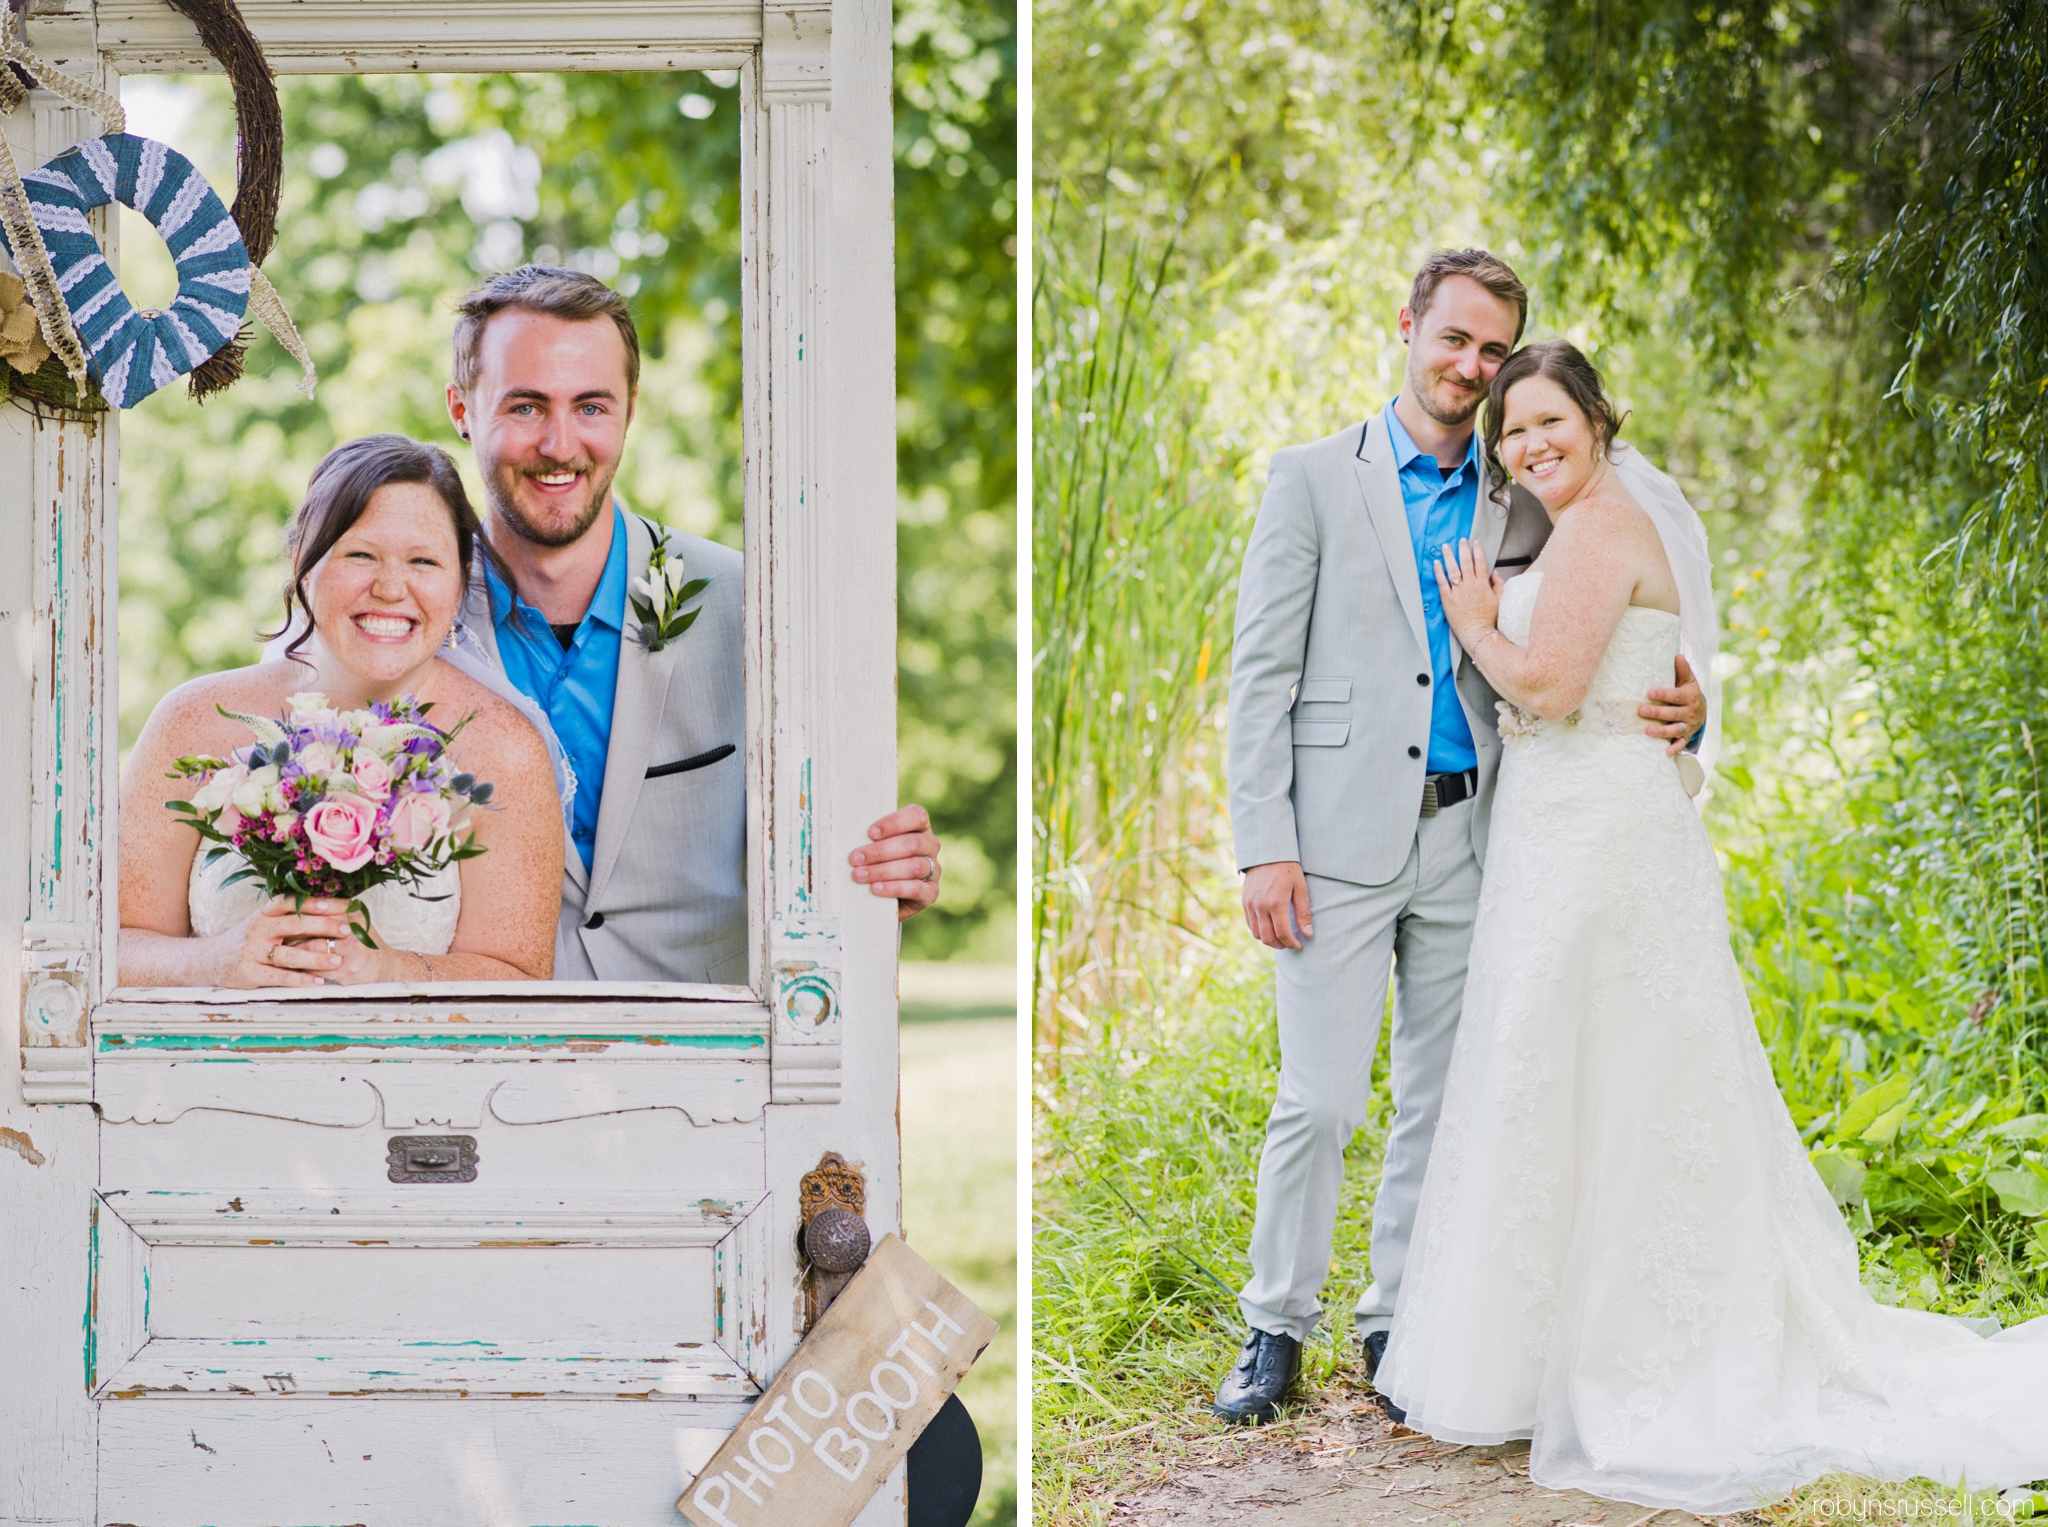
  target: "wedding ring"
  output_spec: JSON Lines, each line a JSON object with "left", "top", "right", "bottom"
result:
{"left": 921, "top": 856, "right": 937, "bottom": 882}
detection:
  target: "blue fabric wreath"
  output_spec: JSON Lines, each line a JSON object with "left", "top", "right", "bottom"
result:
{"left": 0, "top": 133, "right": 249, "bottom": 409}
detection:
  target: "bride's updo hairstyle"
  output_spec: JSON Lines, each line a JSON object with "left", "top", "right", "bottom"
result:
{"left": 1481, "top": 340, "right": 1627, "bottom": 503}
{"left": 268, "top": 434, "right": 517, "bottom": 663}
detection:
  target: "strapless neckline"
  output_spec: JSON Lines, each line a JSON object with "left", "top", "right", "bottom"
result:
{"left": 1495, "top": 571, "right": 1683, "bottom": 744}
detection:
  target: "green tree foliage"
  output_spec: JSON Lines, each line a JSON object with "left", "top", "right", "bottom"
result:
{"left": 117, "top": 3, "right": 1013, "bottom": 959}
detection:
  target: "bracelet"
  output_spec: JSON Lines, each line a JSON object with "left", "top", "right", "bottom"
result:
{"left": 413, "top": 950, "right": 435, "bottom": 982}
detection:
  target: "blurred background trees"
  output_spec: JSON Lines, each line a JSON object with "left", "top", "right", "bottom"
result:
{"left": 117, "top": 0, "right": 1014, "bottom": 960}
{"left": 1034, "top": 0, "right": 2048, "bottom": 1507}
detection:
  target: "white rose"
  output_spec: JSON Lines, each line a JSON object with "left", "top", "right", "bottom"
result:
{"left": 296, "top": 741, "right": 340, "bottom": 774}
{"left": 286, "top": 691, "right": 330, "bottom": 715}
{"left": 230, "top": 765, "right": 282, "bottom": 816}
{"left": 189, "top": 762, "right": 250, "bottom": 813}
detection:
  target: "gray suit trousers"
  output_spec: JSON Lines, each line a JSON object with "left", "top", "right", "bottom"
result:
{"left": 1238, "top": 797, "right": 1482, "bottom": 1343}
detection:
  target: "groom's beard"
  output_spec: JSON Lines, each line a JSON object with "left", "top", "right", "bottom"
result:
{"left": 484, "top": 456, "right": 621, "bottom": 549}
{"left": 1413, "top": 372, "right": 1485, "bottom": 428}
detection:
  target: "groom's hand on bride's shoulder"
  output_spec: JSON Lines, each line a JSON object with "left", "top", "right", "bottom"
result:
{"left": 1243, "top": 861, "right": 1312, "bottom": 950}
{"left": 1639, "top": 652, "right": 1708, "bottom": 757}
{"left": 848, "top": 805, "right": 943, "bottom": 921}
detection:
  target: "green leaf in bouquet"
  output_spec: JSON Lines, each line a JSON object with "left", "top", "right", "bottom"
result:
{"left": 663, "top": 605, "right": 703, "bottom": 641}
{"left": 675, "top": 576, "right": 712, "bottom": 603}
{"left": 165, "top": 799, "right": 200, "bottom": 813}
{"left": 346, "top": 898, "right": 378, "bottom": 950}
{"left": 218, "top": 867, "right": 260, "bottom": 889}
{"left": 166, "top": 754, "right": 231, "bottom": 778}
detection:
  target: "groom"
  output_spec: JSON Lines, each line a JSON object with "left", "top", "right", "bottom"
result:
{"left": 444, "top": 266, "right": 942, "bottom": 981}
{"left": 1214, "top": 250, "right": 1706, "bottom": 1422}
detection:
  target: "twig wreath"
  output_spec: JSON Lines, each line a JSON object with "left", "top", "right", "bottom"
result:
{"left": 0, "top": 0, "right": 313, "bottom": 413}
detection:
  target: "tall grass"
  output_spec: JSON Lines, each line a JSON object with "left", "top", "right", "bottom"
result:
{"left": 1030, "top": 188, "right": 1250, "bottom": 1055}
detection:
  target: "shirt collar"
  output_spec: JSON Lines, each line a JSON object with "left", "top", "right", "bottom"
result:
{"left": 486, "top": 500, "right": 629, "bottom": 636}
{"left": 1383, "top": 397, "right": 1480, "bottom": 480}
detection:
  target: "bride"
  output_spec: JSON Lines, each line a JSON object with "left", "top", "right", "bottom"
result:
{"left": 1378, "top": 341, "right": 2048, "bottom": 1508}
{"left": 119, "top": 434, "right": 565, "bottom": 988}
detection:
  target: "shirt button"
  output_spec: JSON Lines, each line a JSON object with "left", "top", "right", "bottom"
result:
{"left": 1417, "top": 673, "right": 1430, "bottom": 686}
{"left": 1408, "top": 745, "right": 1422, "bottom": 759}
{"left": 585, "top": 912, "right": 606, "bottom": 930}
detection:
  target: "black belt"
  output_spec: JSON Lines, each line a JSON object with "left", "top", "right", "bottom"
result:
{"left": 1420, "top": 768, "right": 1478, "bottom": 818}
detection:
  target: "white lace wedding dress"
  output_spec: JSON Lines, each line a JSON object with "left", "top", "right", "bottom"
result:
{"left": 1376, "top": 571, "right": 2048, "bottom": 1511}
{"left": 188, "top": 850, "right": 461, "bottom": 955}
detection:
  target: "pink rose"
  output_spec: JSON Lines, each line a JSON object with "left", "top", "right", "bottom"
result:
{"left": 386, "top": 790, "right": 453, "bottom": 854}
{"left": 303, "top": 792, "right": 380, "bottom": 872}
{"left": 350, "top": 752, "right": 395, "bottom": 800}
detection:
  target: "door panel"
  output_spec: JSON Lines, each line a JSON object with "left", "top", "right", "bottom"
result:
{"left": 98, "top": 1400, "right": 758, "bottom": 1526}
{"left": 145, "top": 1245, "right": 717, "bottom": 1342}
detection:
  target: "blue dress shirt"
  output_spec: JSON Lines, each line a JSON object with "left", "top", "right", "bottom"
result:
{"left": 485, "top": 503, "right": 628, "bottom": 873}
{"left": 1382, "top": 399, "right": 1481, "bottom": 775}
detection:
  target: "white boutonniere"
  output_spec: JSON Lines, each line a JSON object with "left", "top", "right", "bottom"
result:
{"left": 630, "top": 533, "right": 713, "bottom": 653}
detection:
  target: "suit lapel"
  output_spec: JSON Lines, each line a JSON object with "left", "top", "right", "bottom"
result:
{"left": 586, "top": 514, "right": 677, "bottom": 911}
{"left": 1353, "top": 415, "right": 1429, "bottom": 658}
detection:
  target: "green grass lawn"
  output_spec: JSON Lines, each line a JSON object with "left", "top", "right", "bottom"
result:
{"left": 902, "top": 963, "right": 1018, "bottom": 1527}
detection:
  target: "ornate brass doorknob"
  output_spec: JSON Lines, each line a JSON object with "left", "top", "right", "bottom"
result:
{"left": 803, "top": 1204, "right": 871, "bottom": 1273}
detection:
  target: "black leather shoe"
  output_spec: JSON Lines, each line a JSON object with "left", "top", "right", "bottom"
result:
{"left": 1360, "top": 1329, "right": 1388, "bottom": 1380}
{"left": 1359, "top": 1331, "right": 1406, "bottom": 1423}
{"left": 1211, "top": 1329, "right": 1301, "bottom": 1424}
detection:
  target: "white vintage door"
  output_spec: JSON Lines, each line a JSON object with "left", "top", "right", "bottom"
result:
{"left": 0, "top": 3, "right": 904, "bottom": 1524}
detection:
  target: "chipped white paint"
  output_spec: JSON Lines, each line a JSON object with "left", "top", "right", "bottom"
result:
{"left": 5, "top": 0, "right": 904, "bottom": 1519}
{"left": 94, "top": 0, "right": 766, "bottom": 73}
{"left": 98, "top": 1402, "right": 764, "bottom": 1524}
{"left": 2, "top": 9, "right": 116, "bottom": 1522}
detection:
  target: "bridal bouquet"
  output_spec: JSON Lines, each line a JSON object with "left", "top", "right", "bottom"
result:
{"left": 165, "top": 691, "right": 492, "bottom": 947}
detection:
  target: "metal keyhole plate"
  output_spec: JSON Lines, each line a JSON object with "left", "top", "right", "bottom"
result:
{"left": 387, "top": 1134, "right": 479, "bottom": 1183}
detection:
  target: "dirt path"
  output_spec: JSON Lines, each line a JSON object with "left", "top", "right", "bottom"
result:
{"left": 1107, "top": 1389, "right": 1667, "bottom": 1527}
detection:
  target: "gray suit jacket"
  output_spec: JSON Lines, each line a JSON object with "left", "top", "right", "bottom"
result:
{"left": 1227, "top": 414, "right": 1551, "bottom": 888}
{"left": 464, "top": 511, "right": 748, "bottom": 984}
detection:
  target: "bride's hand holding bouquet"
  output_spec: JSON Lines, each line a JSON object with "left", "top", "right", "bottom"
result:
{"left": 166, "top": 690, "right": 495, "bottom": 984}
